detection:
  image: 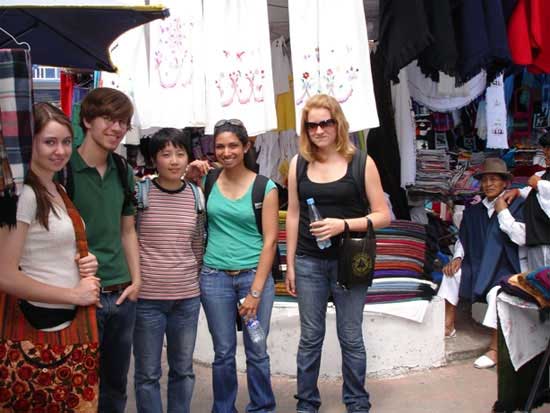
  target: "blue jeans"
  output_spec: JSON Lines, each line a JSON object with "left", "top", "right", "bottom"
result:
{"left": 133, "top": 296, "right": 200, "bottom": 413}
{"left": 96, "top": 291, "right": 137, "bottom": 413}
{"left": 200, "top": 266, "right": 276, "bottom": 413}
{"left": 295, "top": 255, "right": 371, "bottom": 413}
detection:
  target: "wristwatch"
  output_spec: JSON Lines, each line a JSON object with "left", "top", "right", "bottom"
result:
{"left": 250, "top": 289, "right": 262, "bottom": 298}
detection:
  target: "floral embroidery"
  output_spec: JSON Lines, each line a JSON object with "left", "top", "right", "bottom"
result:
{"left": 0, "top": 340, "right": 99, "bottom": 412}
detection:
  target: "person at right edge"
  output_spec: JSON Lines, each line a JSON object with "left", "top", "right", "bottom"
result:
{"left": 503, "top": 132, "right": 550, "bottom": 269}
{"left": 285, "top": 94, "right": 390, "bottom": 413}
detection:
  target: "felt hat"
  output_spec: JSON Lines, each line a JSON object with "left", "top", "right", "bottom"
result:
{"left": 473, "top": 157, "right": 512, "bottom": 180}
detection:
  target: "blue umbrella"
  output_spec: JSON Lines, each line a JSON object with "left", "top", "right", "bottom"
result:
{"left": 0, "top": 5, "right": 169, "bottom": 72}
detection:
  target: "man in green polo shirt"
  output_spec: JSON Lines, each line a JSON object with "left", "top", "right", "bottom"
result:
{"left": 71, "top": 87, "right": 140, "bottom": 413}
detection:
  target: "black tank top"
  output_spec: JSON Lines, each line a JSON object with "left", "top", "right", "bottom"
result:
{"left": 296, "top": 160, "right": 365, "bottom": 259}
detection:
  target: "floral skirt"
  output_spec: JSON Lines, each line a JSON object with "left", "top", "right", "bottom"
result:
{"left": 0, "top": 293, "right": 99, "bottom": 412}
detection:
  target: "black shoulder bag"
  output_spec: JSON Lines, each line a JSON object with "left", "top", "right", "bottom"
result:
{"left": 337, "top": 150, "right": 376, "bottom": 289}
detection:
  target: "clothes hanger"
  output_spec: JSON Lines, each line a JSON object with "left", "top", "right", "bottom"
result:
{"left": 0, "top": 26, "right": 31, "bottom": 52}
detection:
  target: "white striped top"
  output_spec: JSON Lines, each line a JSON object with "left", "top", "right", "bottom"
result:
{"left": 138, "top": 180, "right": 204, "bottom": 300}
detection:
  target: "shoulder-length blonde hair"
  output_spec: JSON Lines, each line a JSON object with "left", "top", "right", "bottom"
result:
{"left": 299, "top": 94, "right": 356, "bottom": 162}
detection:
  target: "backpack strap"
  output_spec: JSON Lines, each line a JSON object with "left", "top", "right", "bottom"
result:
{"left": 112, "top": 152, "right": 136, "bottom": 210}
{"left": 251, "top": 174, "right": 269, "bottom": 235}
{"left": 351, "top": 150, "right": 369, "bottom": 214}
{"left": 188, "top": 181, "right": 205, "bottom": 214}
{"left": 204, "top": 168, "right": 223, "bottom": 210}
{"left": 135, "top": 177, "right": 152, "bottom": 210}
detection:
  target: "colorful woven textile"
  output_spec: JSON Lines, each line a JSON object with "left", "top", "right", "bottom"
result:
{"left": 374, "top": 220, "right": 427, "bottom": 278}
{"left": 0, "top": 49, "right": 33, "bottom": 227}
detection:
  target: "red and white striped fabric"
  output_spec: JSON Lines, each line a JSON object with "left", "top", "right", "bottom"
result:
{"left": 138, "top": 182, "right": 203, "bottom": 300}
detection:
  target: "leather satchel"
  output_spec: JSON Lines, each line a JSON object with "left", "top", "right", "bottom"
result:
{"left": 337, "top": 218, "right": 376, "bottom": 289}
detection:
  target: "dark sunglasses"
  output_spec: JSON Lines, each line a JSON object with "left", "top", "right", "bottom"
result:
{"left": 214, "top": 118, "right": 244, "bottom": 128}
{"left": 305, "top": 119, "right": 336, "bottom": 131}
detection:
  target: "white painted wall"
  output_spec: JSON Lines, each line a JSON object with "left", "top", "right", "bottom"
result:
{"left": 194, "top": 296, "right": 446, "bottom": 379}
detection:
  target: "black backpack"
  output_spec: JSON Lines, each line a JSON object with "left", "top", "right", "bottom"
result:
{"left": 57, "top": 152, "right": 136, "bottom": 211}
{"left": 203, "top": 169, "right": 282, "bottom": 280}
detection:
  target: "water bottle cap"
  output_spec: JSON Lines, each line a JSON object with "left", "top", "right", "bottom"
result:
{"left": 306, "top": 198, "right": 315, "bottom": 205}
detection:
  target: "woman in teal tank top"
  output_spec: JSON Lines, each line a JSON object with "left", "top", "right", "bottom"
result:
{"left": 199, "top": 119, "right": 278, "bottom": 413}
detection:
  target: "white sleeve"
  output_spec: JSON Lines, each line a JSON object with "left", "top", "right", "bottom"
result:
{"left": 518, "top": 185, "right": 532, "bottom": 199}
{"left": 453, "top": 239, "right": 464, "bottom": 260}
{"left": 536, "top": 180, "right": 550, "bottom": 217}
{"left": 15, "top": 185, "right": 37, "bottom": 225}
{"left": 497, "top": 208, "right": 526, "bottom": 246}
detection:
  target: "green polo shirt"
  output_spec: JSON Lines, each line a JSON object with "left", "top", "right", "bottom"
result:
{"left": 69, "top": 150, "right": 135, "bottom": 287}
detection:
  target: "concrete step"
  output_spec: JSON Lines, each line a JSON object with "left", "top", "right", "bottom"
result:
{"left": 445, "top": 303, "right": 492, "bottom": 363}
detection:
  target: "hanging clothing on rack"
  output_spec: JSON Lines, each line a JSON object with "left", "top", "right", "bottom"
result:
{"left": 406, "top": 61, "right": 487, "bottom": 112}
{"left": 60, "top": 71, "right": 74, "bottom": 117}
{"left": 454, "top": 0, "right": 510, "bottom": 85}
{"left": 417, "top": 0, "right": 458, "bottom": 82}
{"left": 485, "top": 74, "right": 509, "bottom": 149}
{"left": 391, "top": 67, "right": 416, "bottom": 188}
{"left": 0, "top": 49, "right": 33, "bottom": 227}
{"left": 378, "top": 0, "right": 432, "bottom": 83}
{"left": 508, "top": 0, "right": 550, "bottom": 74}
{"left": 289, "top": 0, "right": 379, "bottom": 132}
{"left": 204, "top": 0, "right": 276, "bottom": 135}
{"left": 146, "top": 0, "right": 206, "bottom": 128}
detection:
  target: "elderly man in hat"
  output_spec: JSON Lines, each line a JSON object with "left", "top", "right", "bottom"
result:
{"left": 438, "top": 158, "right": 525, "bottom": 369}
{"left": 503, "top": 132, "right": 550, "bottom": 270}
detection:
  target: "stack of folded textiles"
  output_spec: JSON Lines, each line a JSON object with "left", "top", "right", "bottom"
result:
{"left": 374, "top": 220, "right": 427, "bottom": 279}
{"left": 275, "top": 211, "right": 289, "bottom": 296}
{"left": 366, "top": 278, "right": 437, "bottom": 304}
{"left": 502, "top": 267, "right": 550, "bottom": 310}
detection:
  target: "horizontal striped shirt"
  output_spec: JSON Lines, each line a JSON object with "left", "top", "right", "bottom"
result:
{"left": 138, "top": 179, "right": 204, "bottom": 300}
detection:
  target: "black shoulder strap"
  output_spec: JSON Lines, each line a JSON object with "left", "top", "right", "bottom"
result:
{"left": 351, "top": 150, "right": 369, "bottom": 213}
{"left": 112, "top": 152, "right": 135, "bottom": 209}
{"left": 251, "top": 174, "right": 269, "bottom": 235}
{"left": 204, "top": 168, "right": 223, "bottom": 210}
{"left": 295, "top": 155, "right": 308, "bottom": 201}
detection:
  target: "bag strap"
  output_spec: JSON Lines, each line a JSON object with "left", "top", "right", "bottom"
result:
{"left": 351, "top": 150, "right": 369, "bottom": 214}
{"left": 112, "top": 152, "right": 135, "bottom": 210}
{"left": 251, "top": 174, "right": 269, "bottom": 235}
{"left": 56, "top": 182, "right": 89, "bottom": 258}
{"left": 188, "top": 181, "right": 205, "bottom": 213}
{"left": 204, "top": 168, "right": 223, "bottom": 211}
{"left": 135, "top": 177, "right": 152, "bottom": 210}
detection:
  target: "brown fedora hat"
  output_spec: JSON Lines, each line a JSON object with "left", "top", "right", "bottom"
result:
{"left": 473, "top": 157, "right": 512, "bottom": 180}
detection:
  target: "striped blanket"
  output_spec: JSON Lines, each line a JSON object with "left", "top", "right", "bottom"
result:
{"left": 0, "top": 48, "right": 33, "bottom": 227}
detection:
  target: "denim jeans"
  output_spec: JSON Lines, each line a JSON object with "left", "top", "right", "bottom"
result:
{"left": 133, "top": 296, "right": 200, "bottom": 413}
{"left": 96, "top": 291, "right": 137, "bottom": 413}
{"left": 295, "top": 255, "right": 371, "bottom": 413}
{"left": 200, "top": 266, "right": 276, "bottom": 413}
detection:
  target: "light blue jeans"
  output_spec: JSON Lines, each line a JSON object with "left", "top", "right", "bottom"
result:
{"left": 200, "top": 266, "right": 276, "bottom": 413}
{"left": 133, "top": 297, "right": 200, "bottom": 413}
{"left": 295, "top": 254, "right": 371, "bottom": 413}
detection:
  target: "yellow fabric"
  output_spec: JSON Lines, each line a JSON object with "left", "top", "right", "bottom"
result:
{"left": 276, "top": 76, "right": 296, "bottom": 131}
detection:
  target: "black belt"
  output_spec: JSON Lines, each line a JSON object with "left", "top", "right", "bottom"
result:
{"left": 100, "top": 281, "right": 131, "bottom": 294}
{"left": 221, "top": 269, "right": 254, "bottom": 276}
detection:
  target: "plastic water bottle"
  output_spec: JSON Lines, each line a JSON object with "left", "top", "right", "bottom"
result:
{"left": 239, "top": 298, "right": 266, "bottom": 345}
{"left": 306, "top": 198, "right": 332, "bottom": 250}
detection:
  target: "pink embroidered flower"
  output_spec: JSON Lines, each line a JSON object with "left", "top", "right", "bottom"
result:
{"left": 303, "top": 72, "right": 310, "bottom": 79}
